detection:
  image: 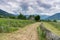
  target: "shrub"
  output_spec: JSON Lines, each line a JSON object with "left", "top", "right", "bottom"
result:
{"left": 53, "top": 20, "right": 57, "bottom": 22}
{"left": 34, "top": 15, "right": 40, "bottom": 21}
{"left": 18, "top": 13, "right": 26, "bottom": 20}
{"left": 37, "top": 27, "right": 46, "bottom": 40}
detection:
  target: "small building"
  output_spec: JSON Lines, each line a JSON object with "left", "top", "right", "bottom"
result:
{"left": 28, "top": 15, "right": 35, "bottom": 20}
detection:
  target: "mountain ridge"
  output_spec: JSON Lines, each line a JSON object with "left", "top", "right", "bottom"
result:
{"left": 47, "top": 13, "right": 60, "bottom": 20}
{"left": 0, "top": 9, "right": 15, "bottom": 17}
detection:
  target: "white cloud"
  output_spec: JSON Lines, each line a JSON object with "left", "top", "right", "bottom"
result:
{"left": 0, "top": 0, "right": 60, "bottom": 15}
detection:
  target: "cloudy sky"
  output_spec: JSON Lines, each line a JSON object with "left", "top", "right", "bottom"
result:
{"left": 0, "top": 0, "right": 60, "bottom": 15}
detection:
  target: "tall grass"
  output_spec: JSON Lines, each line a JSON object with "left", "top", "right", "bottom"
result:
{"left": 48, "top": 22, "right": 60, "bottom": 30}
{"left": 0, "top": 18, "right": 35, "bottom": 33}
{"left": 37, "top": 27, "right": 46, "bottom": 40}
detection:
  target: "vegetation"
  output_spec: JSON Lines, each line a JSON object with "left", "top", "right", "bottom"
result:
{"left": 18, "top": 13, "right": 26, "bottom": 20}
{"left": 41, "top": 19, "right": 57, "bottom": 22}
{"left": 37, "top": 27, "right": 46, "bottom": 40}
{"left": 0, "top": 18, "right": 35, "bottom": 33}
{"left": 43, "top": 22, "right": 60, "bottom": 36}
{"left": 35, "top": 15, "right": 40, "bottom": 21}
{"left": 41, "top": 19, "right": 53, "bottom": 22}
{"left": 48, "top": 22, "right": 60, "bottom": 30}
{"left": 37, "top": 22, "right": 60, "bottom": 40}
{"left": 53, "top": 20, "right": 57, "bottom": 22}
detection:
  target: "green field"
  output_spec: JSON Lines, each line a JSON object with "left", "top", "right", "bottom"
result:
{"left": 0, "top": 18, "right": 35, "bottom": 33}
{"left": 38, "top": 22, "right": 60, "bottom": 40}
{"left": 48, "top": 22, "right": 60, "bottom": 30}
{"left": 43, "top": 22, "right": 60, "bottom": 36}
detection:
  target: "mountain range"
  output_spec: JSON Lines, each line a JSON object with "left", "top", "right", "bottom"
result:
{"left": 0, "top": 9, "right": 15, "bottom": 18}
{"left": 47, "top": 13, "right": 60, "bottom": 20}
{"left": 0, "top": 9, "right": 60, "bottom": 20}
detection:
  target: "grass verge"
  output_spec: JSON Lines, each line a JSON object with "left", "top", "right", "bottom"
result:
{"left": 47, "top": 22, "right": 60, "bottom": 30}
{"left": 37, "top": 27, "right": 46, "bottom": 40}
{"left": 43, "top": 22, "right": 60, "bottom": 36}
{"left": 0, "top": 18, "right": 35, "bottom": 33}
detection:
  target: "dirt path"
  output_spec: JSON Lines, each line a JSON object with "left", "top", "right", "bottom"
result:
{"left": 3, "top": 22, "right": 40, "bottom": 40}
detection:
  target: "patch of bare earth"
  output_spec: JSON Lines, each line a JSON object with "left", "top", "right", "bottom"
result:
{"left": 1, "top": 22, "right": 40, "bottom": 40}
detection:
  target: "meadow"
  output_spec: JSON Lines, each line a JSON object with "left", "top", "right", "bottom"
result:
{"left": 37, "top": 22, "right": 60, "bottom": 40}
{"left": 47, "top": 22, "right": 60, "bottom": 31}
{"left": 43, "top": 22, "right": 60, "bottom": 36}
{"left": 0, "top": 18, "right": 35, "bottom": 33}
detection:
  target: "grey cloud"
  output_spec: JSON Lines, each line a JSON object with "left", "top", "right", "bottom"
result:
{"left": 20, "top": 2, "right": 29, "bottom": 11}
{"left": 0, "top": 0, "right": 7, "bottom": 5}
{"left": 29, "top": 5, "right": 43, "bottom": 13}
{"left": 37, "top": 0, "right": 52, "bottom": 9}
{"left": 0, "top": 0, "right": 60, "bottom": 15}
{"left": 0, "top": 0, "right": 11, "bottom": 7}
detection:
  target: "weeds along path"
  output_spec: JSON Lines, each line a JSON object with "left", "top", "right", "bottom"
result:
{"left": 3, "top": 22, "right": 40, "bottom": 40}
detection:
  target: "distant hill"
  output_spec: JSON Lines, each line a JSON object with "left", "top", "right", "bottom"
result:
{"left": 0, "top": 9, "right": 15, "bottom": 18}
{"left": 47, "top": 13, "right": 60, "bottom": 20}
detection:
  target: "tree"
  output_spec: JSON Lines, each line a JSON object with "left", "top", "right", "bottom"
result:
{"left": 34, "top": 15, "right": 40, "bottom": 21}
{"left": 47, "top": 19, "right": 51, "bottom": 22}
{"left": 9, "top": 16, "right": 16, "bottom": 19}
{"left": 53, "top": 20, "right": 57, "bottom": 22}
{"left": 0, "top": 15, "right": 3, "bottom": 18}
{"left": 18, "top": 13, "right": 26, "bottom": 20}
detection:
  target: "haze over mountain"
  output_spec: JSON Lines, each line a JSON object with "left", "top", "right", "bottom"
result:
{"left": 40, "top": 15, "right": 49, "bottom": 20}
{"left": 47, "top": 13, "right": 60, "bottom": 20}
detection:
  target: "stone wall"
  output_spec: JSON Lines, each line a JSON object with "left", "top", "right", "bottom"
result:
{"left": 40, "top": 23, "right": 60, "bottom": 40}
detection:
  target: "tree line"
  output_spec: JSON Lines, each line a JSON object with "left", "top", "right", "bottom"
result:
{"left": 18, "top": 13, "right": 40, "bottom": 21}
{"left": 0, "top": 13, "right": 57, "bottom": 22}
{"left": 0, "top": 13, "right": 40, "bottom": 21}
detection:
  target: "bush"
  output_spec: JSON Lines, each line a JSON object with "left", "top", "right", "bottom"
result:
{"left": 53, "top": 20, "right": 57, "bottom": 22}
{"left": 9, "top": 16, "right": 16, "bottom": 19}
{"left": 18, "top": 13, "right": 26, "bottom": 20}
{"left": 37, "top": 27, "right": 46, "bottom": 40}
{"left": 35, "top": 15, "right": 40, "bottom": 21}
{"left": 46, "top": 19, "right": 51, "bottom": 22}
